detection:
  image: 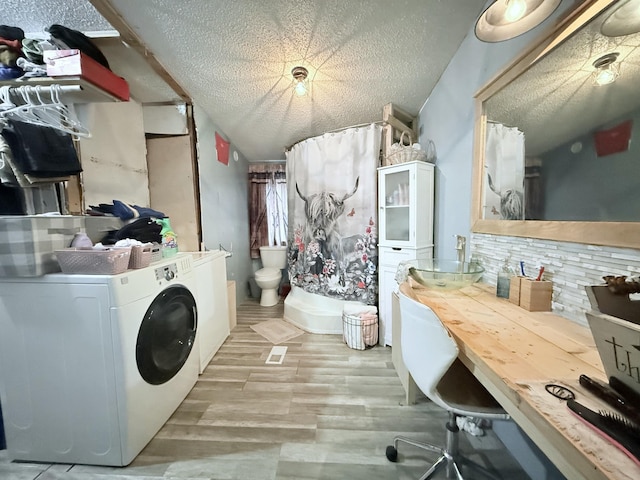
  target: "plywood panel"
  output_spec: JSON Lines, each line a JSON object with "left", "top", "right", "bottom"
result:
{"left": 76, "top": 101, "right": 149, "bottom": 209}
{"left": 146, "top": 135, "right": 199, "bottom": 252}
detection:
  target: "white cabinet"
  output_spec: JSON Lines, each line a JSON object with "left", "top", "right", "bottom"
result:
{"left": 378, "top": 161, "right": 434, "bottom": 248}
{"left": 377, "top": 161, "right": 434, "bottom": 346}
{"left": 192, "top": 251, "right": 230, "bottom": 374}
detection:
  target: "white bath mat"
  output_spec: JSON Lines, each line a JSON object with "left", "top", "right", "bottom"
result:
{"left": 250, "top": 319, "right": 304, "bottom": 344}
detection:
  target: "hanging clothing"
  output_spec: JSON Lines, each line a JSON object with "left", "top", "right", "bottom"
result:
{"left": 1, "top": 119, "right": 82, "bottom": 177}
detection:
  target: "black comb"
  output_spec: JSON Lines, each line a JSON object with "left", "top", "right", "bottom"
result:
{"left": 567, "top": 399, "right": 640, "bottom": 466}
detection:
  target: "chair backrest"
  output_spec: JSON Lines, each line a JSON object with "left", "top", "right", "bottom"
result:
{"left": 398, "top": 282, "right": 459, "bottom": 411}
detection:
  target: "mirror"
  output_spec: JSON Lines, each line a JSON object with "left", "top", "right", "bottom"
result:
{"left": 472, "top": 0, "right": 640, "bottom": 249}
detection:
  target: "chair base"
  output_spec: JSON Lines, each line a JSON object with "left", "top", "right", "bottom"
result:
{"left": 386, "top": 412, "right": 502, "bottom": 480}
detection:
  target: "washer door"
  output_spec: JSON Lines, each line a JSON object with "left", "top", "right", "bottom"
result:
{"left": 136, "top": 285, "right": 197, "bottom": 385}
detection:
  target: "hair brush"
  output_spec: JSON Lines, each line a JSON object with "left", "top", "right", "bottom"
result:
{"left": 567, "top": 399, "right": 640, "bottom": 467}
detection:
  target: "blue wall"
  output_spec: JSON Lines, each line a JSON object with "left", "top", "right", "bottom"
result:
{"left": 194, "top": 105, "right": 253, "bottom": 304}
{"left": 542, "top": 111, "right": 640, "bottom": 221}
{"left": 418, "top": 1, "right": 573, "bottom": 260}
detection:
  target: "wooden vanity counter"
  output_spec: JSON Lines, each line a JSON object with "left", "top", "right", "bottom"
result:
{"left": 408, "top": 281, "right": 639, "bottom": 480}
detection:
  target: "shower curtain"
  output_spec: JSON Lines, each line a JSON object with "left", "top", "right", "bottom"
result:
{"left": 286, "top": 124, "right": 381, "bottom": 305}
{"left": 483, "top": 122, "right": 525, "bottom": 220}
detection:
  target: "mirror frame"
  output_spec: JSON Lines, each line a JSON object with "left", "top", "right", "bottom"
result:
{"left": 471, "top": 0, "right": 640, "bottom": 250}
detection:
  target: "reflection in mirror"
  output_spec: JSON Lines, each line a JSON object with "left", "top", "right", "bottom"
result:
{"left": 481, "top": 0, "right": 640, "bottom": 223}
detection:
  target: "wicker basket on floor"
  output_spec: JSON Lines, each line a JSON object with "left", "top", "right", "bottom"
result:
{"left": 342, "top": 311, "right": 378, "bottom": 350}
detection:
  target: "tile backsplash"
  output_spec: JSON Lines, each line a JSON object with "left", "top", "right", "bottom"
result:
{"left": 471, "top": 233, "right": 640, "bottom": 325}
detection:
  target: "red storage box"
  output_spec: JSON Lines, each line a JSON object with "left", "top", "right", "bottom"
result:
{"left": 43, "top": 49, "right": 130, "bottom": 101}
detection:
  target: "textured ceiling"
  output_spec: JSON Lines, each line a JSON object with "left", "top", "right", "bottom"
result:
{"left": 2, "top": 0, "right": 487, "bottom": 160}
{"left": 486, "top": 0, "right": 640, "bottom": 156}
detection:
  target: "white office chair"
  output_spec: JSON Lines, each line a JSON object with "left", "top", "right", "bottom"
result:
{"left": 386, "top": 282, "right": 510, "bottom": 479}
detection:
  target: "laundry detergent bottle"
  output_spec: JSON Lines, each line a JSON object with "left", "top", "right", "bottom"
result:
{"left": 156, "top": 217, "right": 178, "bottom": 258}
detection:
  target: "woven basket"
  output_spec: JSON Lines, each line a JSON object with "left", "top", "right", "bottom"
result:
{"left": 55, "top": 247, "right": 131, "bottom": 274}
{"left": 342, "top": 311, "right": 378, "bottom": 350}
{"left": 385, "top": 131, "right": 436, "bottom": 165}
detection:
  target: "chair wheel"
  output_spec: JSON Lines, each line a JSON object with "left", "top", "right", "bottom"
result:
{"left": 385, "top": 445, "right": 398, "bottom": 462}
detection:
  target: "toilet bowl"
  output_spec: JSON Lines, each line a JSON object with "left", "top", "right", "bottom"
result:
{"left": 255, "top": 246, "right": 287, "bottom": 307}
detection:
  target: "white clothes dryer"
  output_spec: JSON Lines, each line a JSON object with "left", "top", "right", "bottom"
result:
{"left": 190, "top": 250, "right": 230, "bottom": 373}
{"left": 0, "top": 254, "right": 198, "bottom": 466}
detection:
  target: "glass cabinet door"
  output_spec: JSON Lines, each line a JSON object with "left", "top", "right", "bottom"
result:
{"left": 383, "top": 169, "right": 410, "bottom": 242}
{"left": 378, "top": 160, "right": 434, "bottom": 248}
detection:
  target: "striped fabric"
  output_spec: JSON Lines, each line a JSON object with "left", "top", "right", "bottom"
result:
{"left": 0, "top": 215, "right": 83, "bottom": 276}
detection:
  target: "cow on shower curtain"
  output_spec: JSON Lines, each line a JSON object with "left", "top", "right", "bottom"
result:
{"left": 286, "top": 124, "right": 381, "bottom": 305}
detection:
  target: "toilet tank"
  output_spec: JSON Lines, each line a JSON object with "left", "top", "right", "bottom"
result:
{"left": 259, "top": 246, "right": 287, "bottom": 269}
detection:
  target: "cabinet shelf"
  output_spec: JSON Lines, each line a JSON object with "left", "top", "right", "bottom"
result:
{"left": 0, "top": 76, "right": 126, "bottom": 103}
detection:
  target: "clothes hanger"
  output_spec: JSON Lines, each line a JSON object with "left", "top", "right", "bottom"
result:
{"left": 47, "top": 84, "right": 91, "bottom": 139}
{"left": 0, "top": 84, "right": 91, "bottom": 139}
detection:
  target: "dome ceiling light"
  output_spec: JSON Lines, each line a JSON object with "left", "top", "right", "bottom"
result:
{"left": 475, "top": 0, "right": 561, "bottom": 43}
{"left": 592, "top": 52, "right": 620, "bottom": 86}
{"left": 291, "top": 66, "right": 309, "bottom": 96}
{"left": 601, "top": 0, "right": 640, "bottom": 37}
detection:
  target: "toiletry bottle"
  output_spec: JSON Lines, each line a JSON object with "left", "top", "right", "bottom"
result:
{"left": 496, "top": 259, "right": 511, "bottom": 299}
{"left": 156, "top": 217, "right": 178, "bottom": 258}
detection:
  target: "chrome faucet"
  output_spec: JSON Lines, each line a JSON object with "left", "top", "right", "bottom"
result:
{"left": 454, "top": 235, "right": 466, "bottom": 265}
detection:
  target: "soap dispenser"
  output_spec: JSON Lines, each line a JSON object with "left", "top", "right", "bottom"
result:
{"left": 496, "top": 259, "right": 511, "bottom": 299}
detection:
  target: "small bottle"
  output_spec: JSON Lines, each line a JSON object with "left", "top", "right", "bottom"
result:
{"left": 156, "top": 217, "right": 178, "bottom": 258}
{"left": 496, "top": 259, "right": 511, "bottom": 299}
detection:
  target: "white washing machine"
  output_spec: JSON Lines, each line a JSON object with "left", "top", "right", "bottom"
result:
{"left": 190, "top": 251, "right": 230, "bottom": 373}
{"left": 0, "top": 254, "right": 199, "bottom": 466}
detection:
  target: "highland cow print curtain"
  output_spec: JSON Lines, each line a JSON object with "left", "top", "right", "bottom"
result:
{"left": 286, "top": 124, "right": 381, "bottom": 305}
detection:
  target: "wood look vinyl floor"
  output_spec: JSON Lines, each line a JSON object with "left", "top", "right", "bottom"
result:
{"left": 0, "top": 299, "right": 530, "bottom": 480}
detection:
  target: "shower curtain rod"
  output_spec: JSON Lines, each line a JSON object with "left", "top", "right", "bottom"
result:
{"left": 285, "top": 120, "right": 385, "bottom": 152}
{"left": 487, "top": 119, "right": 518, "bottom": 129}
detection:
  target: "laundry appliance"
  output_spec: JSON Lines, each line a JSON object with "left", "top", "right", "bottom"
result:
{"left": 0, "top": 254, "right": 199, "bottom": 466}
{"left": 190, "top": 250, "right": 230, "bottom": 373}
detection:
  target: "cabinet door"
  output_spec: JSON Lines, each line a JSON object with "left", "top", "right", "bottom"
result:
{"left": 379, "top": 166, "right": 411, "bottom": 246}
{"left": 378, "top": 245, "right": 433, "bottom": 346}
{"left": 379, "top": 263, "right": 398, "bottom": 346}
{"left": 378, "top": 161, "right": 434, "bottom": 248}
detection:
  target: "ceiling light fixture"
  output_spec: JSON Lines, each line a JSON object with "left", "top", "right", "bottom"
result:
{"left": 601, "top": 0, "right": 640, "bottom": 37}
{"left": 475, "top": 0, "right": 561, "bottom": 43}
{"left": 592, "top": 52, "right": 620, "bottom": 86}
{"left": 291, "top": 66, "right": 309, "bottom": 96}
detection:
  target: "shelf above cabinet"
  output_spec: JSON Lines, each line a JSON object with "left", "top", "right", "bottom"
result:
{"left": 0, "top": 76, "right": 128, "bottom": 104}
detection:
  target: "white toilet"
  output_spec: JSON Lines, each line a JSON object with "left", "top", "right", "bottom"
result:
{"left": 255, "top": 246, "right": 288, "bottom": 307}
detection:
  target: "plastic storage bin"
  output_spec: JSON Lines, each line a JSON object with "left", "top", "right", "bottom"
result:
{"left": 128, "top": 244, "right": 152, "bottom": 269}
{"left": 55, "top": 247, "right": 131, "bottom": 274}
{"left": 342, "top": 304, "right": 378, "bottom": 350}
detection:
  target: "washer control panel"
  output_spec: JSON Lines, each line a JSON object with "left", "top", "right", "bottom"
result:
{"left": 155, "top": 263, "right": 178, "bottom": 284}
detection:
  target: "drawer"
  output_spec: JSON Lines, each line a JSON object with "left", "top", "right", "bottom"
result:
{"left": 379, "top": 246, "right": 433, "bottom": 266}
{"left": 379, "top": 247, "right": 416, "bottom": 266}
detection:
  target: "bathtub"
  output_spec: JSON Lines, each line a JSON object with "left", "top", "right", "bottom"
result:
{"left": 283, "top": 285, "right": 369, "bottom": 334}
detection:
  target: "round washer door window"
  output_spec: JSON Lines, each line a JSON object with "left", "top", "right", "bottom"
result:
{"left": 137, "top": 285, "right": 197, "bottom": 385}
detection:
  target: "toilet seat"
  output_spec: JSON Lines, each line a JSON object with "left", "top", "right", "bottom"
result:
{"left": 255, "top": 267, "right": 281, "bottom": 280}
